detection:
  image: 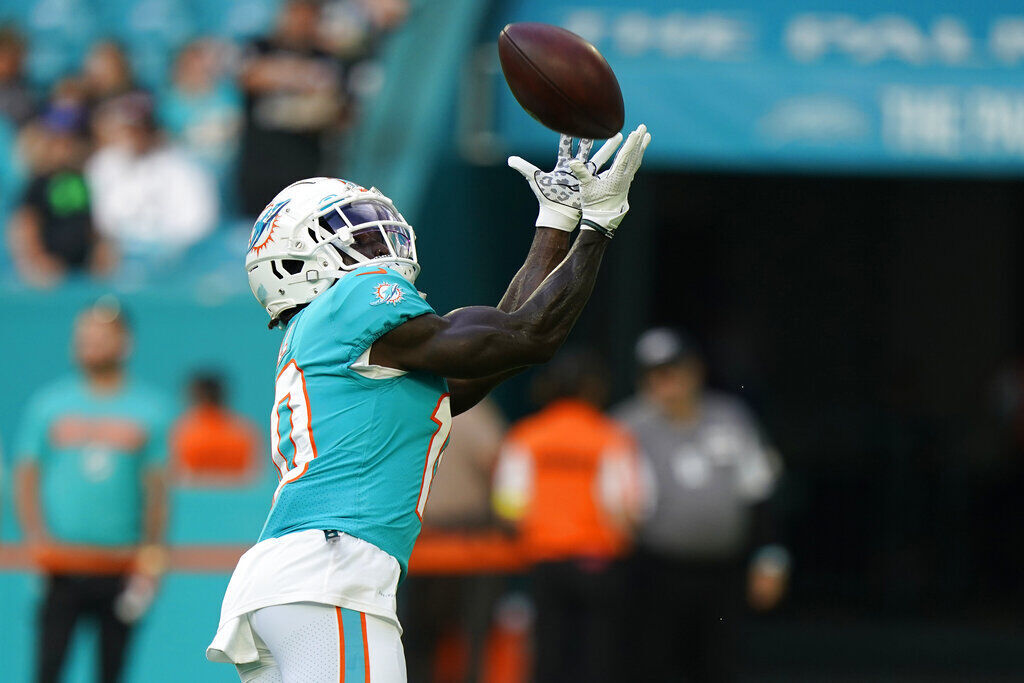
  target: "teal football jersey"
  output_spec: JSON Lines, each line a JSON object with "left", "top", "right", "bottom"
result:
{"left": 258, "top": 264, "right": 451, "bottom": 577}
{"left": 15, "top": 377, "right": 171, "bottom": 546}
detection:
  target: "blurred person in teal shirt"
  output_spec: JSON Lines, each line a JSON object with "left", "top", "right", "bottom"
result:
{"left": 159, "top": 39, "right": 243, "bottom": 210}
{"left": 14, "top": 299, "right": 172, "bottom": 683}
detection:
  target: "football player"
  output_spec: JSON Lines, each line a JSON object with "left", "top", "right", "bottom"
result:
{"left": 207, "top": 125, "right": 651, "bottom": 682}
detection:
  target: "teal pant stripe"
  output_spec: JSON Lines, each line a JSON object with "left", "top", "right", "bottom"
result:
{"left": 341, "top": 607, "right": 366, "bottom": 681}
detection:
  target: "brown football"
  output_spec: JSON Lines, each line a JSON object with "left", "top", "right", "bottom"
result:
{"left": 498, "top": 22, "right": 624, "bottom": 140}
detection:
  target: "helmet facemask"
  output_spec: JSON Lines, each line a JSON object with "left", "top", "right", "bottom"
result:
{"left": 314, "top": 199, "right": 419, "bottom": 283}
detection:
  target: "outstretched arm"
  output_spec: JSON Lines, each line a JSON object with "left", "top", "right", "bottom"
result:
{"left": 372, "top": 229, "right": 609, "bottom": 383}
{"left": 494, "top": 133, "right": 621, "bottom": 314}
{"left": 496, "top": 228, "right": 571, "bottom": 313}
{"left": 443, "top": 228, "right": 568, "bottom": 414}
{"left": 442, "top": 135, "right": 621, "bottom": 414}
{"left": 372, "top": 125, "right": 651, "bottom": 414}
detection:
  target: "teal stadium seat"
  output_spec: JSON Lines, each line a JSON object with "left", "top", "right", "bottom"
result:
{"left": 94, "top": 0, "right": 196, "bottom": 88}
{"left": 4, "top": 0, "right": 98, "bottom": 86}
{"left": 187, "top": 0, "right": 277, "bottom": 41}
{"left": 0, "top": 115, "right": 26, "bottom": 286}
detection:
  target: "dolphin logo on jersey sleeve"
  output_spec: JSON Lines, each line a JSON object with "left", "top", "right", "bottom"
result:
{"left": 371, "top": 282, "right": 405, "bottom": 306}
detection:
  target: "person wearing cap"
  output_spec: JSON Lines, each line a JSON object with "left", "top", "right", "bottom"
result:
{"left": 14, "top": 300, "right": 173, "bottom": 683}
{"left": 7, "top": 104, "right": 114, "bottom": 287}
{"left": 614, "top": 327, "right": 789, "bottom": 683}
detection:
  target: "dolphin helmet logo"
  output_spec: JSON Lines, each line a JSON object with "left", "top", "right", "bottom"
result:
{"left": 248, "top": 199, "right": 291, "bottom": 254}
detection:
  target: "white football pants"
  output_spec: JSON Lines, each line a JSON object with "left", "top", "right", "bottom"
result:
{"left": 235, "top": 602, "right": 407, "bottom": 683}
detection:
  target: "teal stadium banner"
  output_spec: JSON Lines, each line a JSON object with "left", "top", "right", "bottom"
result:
{"left": 493, "top": 0, "right": 1024, "bottom": 174}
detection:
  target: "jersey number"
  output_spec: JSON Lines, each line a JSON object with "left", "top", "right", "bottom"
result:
{"left": 271, "top": 361, "right": 318, "bottom": 500}
{"left": 270, "top": 364, "right": 451, "bottom": 517}
{"left": 416, "top": 394, "right": 452, "bottom": 520}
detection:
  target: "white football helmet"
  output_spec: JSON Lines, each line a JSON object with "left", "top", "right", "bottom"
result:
{"left": 245, "top": 177, "right": 419, "bottom": 327}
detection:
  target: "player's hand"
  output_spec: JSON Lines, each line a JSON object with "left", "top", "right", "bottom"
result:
{"left": 114, "top": 573, "right": 158, "bottom": 623}
{"left": 508, "top": 133, "right": 621, "bottom": 232}
{"left": 568, "top": 124, "right": 651, "bottom": 238}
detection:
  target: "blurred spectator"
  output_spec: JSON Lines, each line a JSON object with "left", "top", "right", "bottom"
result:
{"left": 159, "top": 39, "right": 242, "bottom": 200}
{"left": 320, "top": 0, "right": 409, "bottom": 58}
{"left": 8, "top": 106, "right": 113, "bottom": 287}
{"left": 14, "top": 78, "right": 89, "bottom": 174}
{"left": 493, "top": 349, "right": 638, "bottom": 683}
{"left": 237, "top": 0, "right": 343, "bottom": 215}
{"left": 319, "top": 0, "right": 409, "bottom": 111}
{"left": 81, "top": 41, "right": 135, "bottom": 110}
{"left": 170, "top": 371, "right": 258, "bottom": 485}
{"left": 14, "top": 299, "right": 171, "bottom": 683}
{"left": 614, "top": 328, "right": 789, "bottom": 683}
{"left": 49, "top": 75, "right": 91, "bottom": 113}
{"left": 0, "top": 23, "right": 36, "bottom": 125}
{"left": 404, "top": 398, "right": 507, "bottom": 683}
{"left": 86, "top": 92, "right": 217, "bottom": 252}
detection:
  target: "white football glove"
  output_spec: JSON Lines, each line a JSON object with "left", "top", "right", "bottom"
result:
{"left": 568, "top": 124, "right": 652, "bottom": 238}
{"left": 508, "top": 133, "right": 623, "bottom": 232}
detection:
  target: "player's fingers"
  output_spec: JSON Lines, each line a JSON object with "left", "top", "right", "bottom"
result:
{"left": 557, "top": 134, "right": 573, "bottom": 161}
{"left": 635, "top": 132, "right": 652, "bottom": 164}
{"left": 620, "top": 125, "right": 648, "bottom": 165}
{"left": 574, "top": 138, "right": 593, "bottom": 162}
{"left": 624, "top": 132, "right": 652, "bottom": 177}
{"left": 591, "top": 132, "right": 623, "bottom": 171}
{"left": 628, "top": 127, "right": 651, "bottom": 164}
{"left": 567, "top": 158, "right": 594, "bottom": 183}
{"left": 508, "top": 156, "right": 539, "bottom": 179}
{"left": 610, "top": 129, "right": 641, "bottom": 173}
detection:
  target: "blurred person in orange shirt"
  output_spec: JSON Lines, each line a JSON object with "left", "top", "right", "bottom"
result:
{"left": 493, "top": 349, "right": 638, "bottom": 683}
{"left": 403, "top": 398, "right": 507, "bottom": 683}
{"left": 14, "top": 299, "right": 171, "bottom": 683}
{"left": 170, "top": 372, "right": 259, "bottom": 485}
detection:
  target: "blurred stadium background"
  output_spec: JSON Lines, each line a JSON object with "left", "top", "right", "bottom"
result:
{"left": 1, "top": 0, "right": 1024, "bottom": 681}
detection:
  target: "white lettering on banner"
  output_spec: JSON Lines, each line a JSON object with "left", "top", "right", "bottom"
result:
{"left": 759, "top": 96, "right": 869, "bottom": 144}
{"left": 565, "top": 10, "right": 753, "bottom": 61}
{"left": 881, "top": 86, "right": 1024, "bottom": 158}
{"left": 933, "top": 17, "right": 973, "bottom": 64}
{"left": 564, "top": 10, "right": 605, "bottom": 47}
{"left": 564, "top": 9, "right": 1024, "bottom": 67}
{"left": 991, "top": 17, "right": 1024, "bottom": 64}
{"left": 882, "top": 87, "right": 962, "bottom": 157}
{"left": 966, "top": 90, "right": 1024, "bottom": 154}
{"left": 787, "top": 14, "right": 972, "bottom": 65}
